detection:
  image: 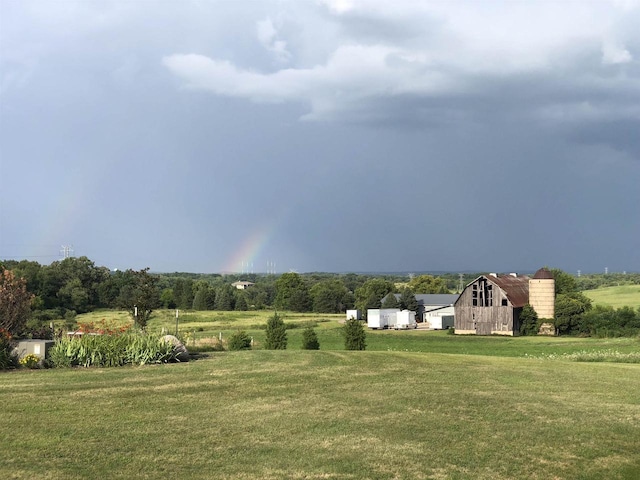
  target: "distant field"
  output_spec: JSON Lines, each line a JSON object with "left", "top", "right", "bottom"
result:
{"left": 74, "top": 309, "right": 640, "bottom": 357}
{"left": 583, "top": 284, "right": 640, "bottom": 308}
{"left": 2, "top": 350, "right": 639, "bottom": 479}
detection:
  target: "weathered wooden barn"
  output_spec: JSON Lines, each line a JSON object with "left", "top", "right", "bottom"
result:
{"left": 454, "top": 273, "right": 530, "bottom": 335}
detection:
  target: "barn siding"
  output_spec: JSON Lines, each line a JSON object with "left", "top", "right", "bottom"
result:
{"left": 454, "top": 276, "right": 524, "bottom": 336}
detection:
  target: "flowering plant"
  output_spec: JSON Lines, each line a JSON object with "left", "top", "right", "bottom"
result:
{"left": 19, "top": 353, "right": 40, "bottom": 369}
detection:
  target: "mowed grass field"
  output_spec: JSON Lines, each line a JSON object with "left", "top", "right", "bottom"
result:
{"left": 2, "top": 310, "right": 639, "bottom": 479}
{"left": 583, "top": 284, "right": 640, "bottom": 309}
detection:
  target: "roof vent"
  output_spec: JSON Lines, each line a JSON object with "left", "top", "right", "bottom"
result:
{"left": 509, "top": 272, "right": 517, "bottom": 277}
{"left": 489, "top": 273, "right": 497, "bottom": 277}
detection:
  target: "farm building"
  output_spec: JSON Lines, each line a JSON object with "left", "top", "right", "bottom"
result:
{"left": 387, "top": 293, "right": 459, "bottom": 324}
{"left": 454, "top": 273, "right": 530, "bottom": 336}
{"left": 232, "top": 281, "right": 255, "bottom": 290}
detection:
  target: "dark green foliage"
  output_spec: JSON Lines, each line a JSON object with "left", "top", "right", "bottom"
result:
{"left": 354, "top": 279, "right": 395, "bottom": 315}
{"left": 408, "top": 275, "right": 450, "bottom": 294}
{"left": 398, "top": 287, "right": 418, "bottom": 311}
{"left": 228, "top": 331, "right": 252, "bottom": 350}
{"left": 554, "top": 292, "right": 592, "bottom": 335}
{"left": 344, "top": 318, "right": 366, "bottom": 350}
{"left": 275, "top": 273, "right": 311, "bottom": 312}
{"left": 519, "top": 304, "right": 539, "bottom": 336}
{"left": 580, "top": 305, "right": 640, "bottom": 337}
{"left": 234, "top": 292, "right": 248, "bottom": 311}
{"left": 264, "top": 312, "right": 287, "bottom": 349}
{"left": 160, "top": 288, "right": 176, "bottom": 309}
{"left": 116, "top": 268, "right": 162, "bottom": 330}
{"left": 310, "top": 279, "right": 352, "bottom": 313}
{"left": 381, "top": 293, "right": 399, "bottom": 308}
{"left": 301, "top": 326, "right": 320, "bottom": 350}
{"left": 192, "top": 283, "right": 210, "bottom": 310}
{"left": 551, "top": 268, "right": 579, "bottom": 295}
{"left": 215, "top": 285, "right": 235, "bottom": 311}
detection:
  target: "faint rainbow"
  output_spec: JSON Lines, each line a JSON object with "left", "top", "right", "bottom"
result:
{"left": 222, "top": 221, "right": 278, "bottom": 273}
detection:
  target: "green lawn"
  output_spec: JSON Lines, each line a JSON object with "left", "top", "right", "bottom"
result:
{"left": 2, "top": 350, "right": 639, "bottom": 479}
{"left": 583, "top": 284, "right": 640, "bottom": 309}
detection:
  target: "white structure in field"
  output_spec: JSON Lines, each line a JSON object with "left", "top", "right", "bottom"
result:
{"left": 394, "top": 310, "right": 418, "bottom": 329}
{"left": 367, "top": 309, "right": 400, "bottom": 329}
{"left": 346, "top": 309, "right": 362, "bottom": 320}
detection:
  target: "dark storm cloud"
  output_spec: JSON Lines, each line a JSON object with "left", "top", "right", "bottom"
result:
{"left": 1, "top": 0, "right": 639, "bottom": 273}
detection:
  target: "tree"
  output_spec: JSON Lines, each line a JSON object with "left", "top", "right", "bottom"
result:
{"left": 550, "top": 268, "right": 578, "bottom": 295}
{"left": 381, "top": 293, "right": 399, "bottom": 308}
{"left": 408, "top": 275, "right": 449, "bottom": 294}
{"left": 160, "top": 288, "right": 176, "bottom": 309}
{"left": 344, "top": 318, "right": 366, "bottom": 350}
{"left": 264, "top": 312, "right": 287, "bottom": 349}
{"left": 214, "top": 285, "right": 235, "bottom": 311}
{"left": 234, "top": 291, "right": 248, "bottom": 311}
{"left": 0, "top": 268, "right": 34, "bottom": 335}
{"left": 398, "top": 287, "right": 418, "bottom": 311}
{"left": 274, "top": 273, "right": 311, "bottom": 312}
{"left": 354, "top": 278, "right": 394, "bottom": 314}
{"left": 301, "top": 326, "right": 320, "bottom": 350}
{"left": 192, "top": 282, "right": 210, "bottom": 310}
{"left": 519, "top": 304, "right": 539, "bottom": 336}
{"left": 228, "top": 331, "right": 252, "bottom": 350}
{"left": 554, "top": 292, "right": 591, "bottom": 335}
{"left": 116, "top": 268, "right": 161, "bottom": 330}
{"left": 310, "top": 279, "right": 351, "bottom": 313}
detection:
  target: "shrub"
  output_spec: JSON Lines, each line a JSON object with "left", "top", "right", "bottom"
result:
{"left": 19, "top": 353, "right": 40, "bottom": 369}
{"left": 0, "top": 328, "right": 17, "bottom": 370}
{"left": 48, "top": 332, "right": 183, "bottom": 368}
{"left": 228, "top": 331, "right": 252, "bottom": 351}
{"left": 344, "top": 318, "right": 366, "bottom": 351}
{"left": 264, "top": 312, "right": 287, "bottom": 350}
{"left": 301, "top": 326, "right": 320, "bottom": 350}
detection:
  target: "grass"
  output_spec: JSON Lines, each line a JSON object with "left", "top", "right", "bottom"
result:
{"left": 1, "top": 350, "right": 639, "bottom": 479}
{"left": 583, "top": 284, "right": 640, "bottom": 309}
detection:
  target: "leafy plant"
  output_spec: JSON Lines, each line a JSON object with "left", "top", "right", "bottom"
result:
{"left": 228, "top": 331, "right": 252, "bottom": 351}
{"left": 301, "top": 326, "right": 320, "bottom": 350}
{"left": 0, "top": 328, "right": 17, "bottom": 370}
{"left": 19, "top": 353, "right": 40, "bottom": 369}
{"left": 264, "top": 312, "right": 287, "bottom": 350}
{"left": 344, "top": 318, "right": 366, "bottom": 350}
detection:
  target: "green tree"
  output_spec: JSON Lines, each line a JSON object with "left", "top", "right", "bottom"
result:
{"left": 550, "top": 268, "right": 578, "bottom": 295}
{"left": 301, "top": 326, "right": 320, "bottom": 350}
{"left": 344, "top": 318, "right": 366, "bottom": 350}
{"left": 519, "top": 304, "right": 539, "bottom": 336}
{"left": 116, "top": 268, "right": 161, "bottom": 330}
{"left": 554, "top": 292, "right": 591, "bottom": 335}
{"left": 264, "top": 312, "right": 287, "bottom": 349}
{"left": 160, "top": 288, "right": 176, "bottom": 309}
{"left": 0, "top": 268, "right": 34, "bottom": 335}
{"left": 381, "top": 293, "right": 399, "bottom": 308}
{"left": 228, "top": 331, "right": 252, "bottom": 350}
{"left": 215, "top": 285, "right": 235, "bottom": 311}
{"left": 310, "top": 279, "right": 350, "bottom": 313}
{"left": 275, "top": 273, "right": 311, "bottom": 312}
{"left": 398, "top": 287, "right": 418, "bottom": 311}
{"left": 408, "top": 275, "right": 449, "bottom": 294}
{"left": 234, "top": 291, "right": 248, "bottom": 311}
{"left": 354, "top": 278, "right": 394, "bottom": 315}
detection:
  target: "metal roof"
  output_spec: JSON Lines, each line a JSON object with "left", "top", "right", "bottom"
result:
{"left": 393, "top": 293, "right": 459, "bottom": 306}
{"left": 487, "top": 274, "right": 530, "bottom": 307}
{"left": 533, "top": 267, "right": 553, "bottom": 279}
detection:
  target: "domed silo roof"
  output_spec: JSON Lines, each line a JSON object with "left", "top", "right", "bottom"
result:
{"left": 533, "top": 267, "right": 553, "bottom": 279}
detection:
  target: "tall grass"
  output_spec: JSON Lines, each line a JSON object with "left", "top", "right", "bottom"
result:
{"left": 48, "top": 333, "right": 183, "bottom": 368}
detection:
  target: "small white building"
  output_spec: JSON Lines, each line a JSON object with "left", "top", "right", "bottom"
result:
{"left": 346, "top": 309, "right": 362, "bottom": 320}
{"left": 393, "top": 310, "right": 418, "bottom": 329}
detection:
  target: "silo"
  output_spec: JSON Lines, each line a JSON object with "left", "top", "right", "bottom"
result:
{"left": 529, "top": 268, "right": 555, "bottom": 334}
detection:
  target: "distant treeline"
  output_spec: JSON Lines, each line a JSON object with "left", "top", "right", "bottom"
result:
{"left": 2, "top": 258, "right": 639, "bottom": 338}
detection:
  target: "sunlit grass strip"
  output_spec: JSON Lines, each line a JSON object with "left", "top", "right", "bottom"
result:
{"left": 48, "top": 333, "right": 182, "bottom": 367}
{"left": 526, "top": 349, "right": 640, "bottom": 363}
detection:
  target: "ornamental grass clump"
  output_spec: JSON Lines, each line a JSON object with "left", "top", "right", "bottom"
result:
{"left": 49, "top": 332, "right": 184, "bottom": 368}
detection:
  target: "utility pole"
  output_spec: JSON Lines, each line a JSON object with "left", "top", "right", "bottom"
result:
{"left": 60, "top": 245, "right": 73, "bottom": 258}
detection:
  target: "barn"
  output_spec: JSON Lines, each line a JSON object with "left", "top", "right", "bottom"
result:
{"left": 454, "top": 273, "right": 530, "bottom": 336}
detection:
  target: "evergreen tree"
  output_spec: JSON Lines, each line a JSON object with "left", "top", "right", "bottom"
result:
{"left": 274, "top": 273, "right": 311, "bottom": 312}
{"left": 215, "top": 285, "right": 235, "bottom": 311}
{"left": 344, "top": 318, "right": 366, "bottom": 350}
{"left": 398, "top": 287, "right": 418, "bottom": 311}
{"left": 264, "top": 312, "right": 287, "bottom": 349}
{"left": 301, "top": 326, "right": 320, "bottom": 350}
{"left": 234, "top": 291, "right": 248, "bottom": 311}
{"left": 381, "top": 293, "right": 399, "bottom": 308}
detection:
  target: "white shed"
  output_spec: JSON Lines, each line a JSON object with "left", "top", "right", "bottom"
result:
{"left": 367, "top": 309, "right": 400, "bottom": 329}
{"left": 394, "top": 310, "right": 417, "bottom": 329}
{"left": 346, "top": 309, "right": 362, "bottom": 320}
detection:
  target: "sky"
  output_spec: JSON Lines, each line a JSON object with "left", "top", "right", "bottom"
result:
{"left": 1, "top": 0, "right": 639, "bottom": 274}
